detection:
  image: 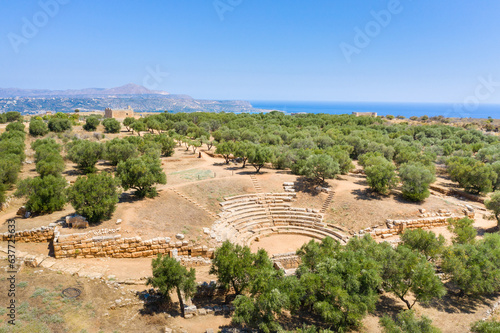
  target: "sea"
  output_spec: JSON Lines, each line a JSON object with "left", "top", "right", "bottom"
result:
{"left": 250, "top": 101, "right": 500, "bottom": 119}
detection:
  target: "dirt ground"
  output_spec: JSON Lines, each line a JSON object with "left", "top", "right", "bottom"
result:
{"left": 250, "top": 234, "right": 316, "bottom": 255}
{"left": 0, "top": 264, "right": 232, "bottom": 333}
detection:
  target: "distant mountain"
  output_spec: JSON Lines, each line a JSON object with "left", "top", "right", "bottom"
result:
{"left": 0, "top": 83, "right": 169, "bottom": 98}
{"left": 0, "top": 84, "right": 262, "bottom": 114}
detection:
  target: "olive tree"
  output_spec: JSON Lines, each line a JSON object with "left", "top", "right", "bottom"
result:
{"left": 147, "top": 254, "right": 197, "bottom": 317}
{"left": 116, "top": 155, "right": 166, "bottom": 198}
{"left": 66, "top": 140, "right": 104, "bottom": 173}
{"left": 365, "top": 158, "right": 398, "bottom": 195}
{"left": 48, "top": 117, "right": 72, "bottom": 132}
{"left": 442, "top": 234, "right": 500, "bottom": 296}
{"left": 102, "top": 118, "right": 121, "bottom": 133}
{"left": 83, "top": 116, "right": 100, "bottom": 131}
{"left": 123, "top": 117, "right": 136, "bottom": 132}
{"left": 399, "top": 162, "right": 436, "bottom": 201}
{"left": 105, "top": 139, "right": 139, "bottom": 166}
{"left": 29, "top": 119, "right": 49, "bottom": 137}
{"left": 379, "top": 245, "right": 445, "bottom": 309}
{"left": 248, "top": 145, "right": 273, "bottom": 173}
{"left": 67, "top": 173, "right": 120, "bottom": 223}
{"left": 302, "top": 154, "right": 339, "bottom": 183}
{"left": 215, "top": 141, "right": 235, "bottom": 164}
{"left": 485, "top": 192, "right": 500, "bottom": 225}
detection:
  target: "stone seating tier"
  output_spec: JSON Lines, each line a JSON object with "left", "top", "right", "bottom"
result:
{"left": 239, "top": 226, "right": 347, "bottom": 245}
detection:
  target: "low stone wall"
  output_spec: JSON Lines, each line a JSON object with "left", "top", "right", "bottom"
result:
{"left": 53, "top": 229, "right": 215, "bottom": 260}
{"left": 1, "top": 225, "right": 55, "bottom": 243}
{"left": 430, "top": 184, "right": 484, "bottom": 203}
{"left": 355, "top": 209, "right": 473, "bottom": 239}
{"left": 0, "top": 195, "right": 14, "bottom": 212}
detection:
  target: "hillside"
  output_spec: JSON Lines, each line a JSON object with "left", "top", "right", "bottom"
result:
{"left": 0, "top": 84, "right": 258, "bottom": 114}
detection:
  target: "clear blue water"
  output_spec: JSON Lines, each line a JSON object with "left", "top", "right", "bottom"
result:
{"left": 250, "top": 101, "right": 500, "bottom": 119}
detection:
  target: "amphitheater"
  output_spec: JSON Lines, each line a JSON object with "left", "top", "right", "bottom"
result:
{"left": 211, "top": 192, "right": 349, "bottom": 247}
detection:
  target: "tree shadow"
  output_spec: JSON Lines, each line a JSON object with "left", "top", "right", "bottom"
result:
{"left": 293, "top": 177, "right": 324, "bottom": 196}
{"left": 236, "top": 170, "right": 263, "bottom": 175}
{"left": 137, "top": 290, "right": 180, "bottom": 317}
{"left": 372, "top": 294, "right": 404, "bottom": 317}
{"left": 47, "top": 239, "right": 55, "bottom": 257}
{"left": 213, "top": 162, "right": 230, "bottom": 167}
{"left": 277, "top": 310, "right": 335, "bottom": 331}
{"left": 275, "top": 170, "right": 292, "bottom": 175}
{"left": 352, "top": 188, "right": 383, "bottom": 201}
{"left": 63, "top": 169, "right": 83, "bottom": 176}
{"left": 353, "top": 178, "right": 369, "bottom": 186}
{"left": 392, "top": 193, "right": 419, "bottom": 205}
{"left": 423, "top": 287, "right": 499, "bottom": 314}
{"left": 477, "top": 225, "right": 499, "bottom": 236}
{"left": 119, "top": 192, "right": 147, "bottom": 203}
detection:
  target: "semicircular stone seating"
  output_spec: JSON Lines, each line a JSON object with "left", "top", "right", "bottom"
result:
{"left": 211, "top": 193, "right": 348, "bottom": 246}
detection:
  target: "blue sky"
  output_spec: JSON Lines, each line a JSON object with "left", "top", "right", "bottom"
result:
{"left": 1, "top": 0, "right": 500, "bottom": 103}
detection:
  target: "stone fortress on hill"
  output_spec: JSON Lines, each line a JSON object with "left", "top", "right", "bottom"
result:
{"left": 104, "top": 106, "right": 138, "bottom": 120}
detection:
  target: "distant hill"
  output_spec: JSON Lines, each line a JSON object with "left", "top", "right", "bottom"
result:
{"left": 0, "top": 83, "right": 168, "bottom": 98}
{"left": 0, "top": 84, "right": 260, "bottom": 114}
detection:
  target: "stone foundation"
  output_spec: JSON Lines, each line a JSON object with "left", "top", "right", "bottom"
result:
{"left": 53, "top": 228, "right": 215, "bottom": 260}
{"left": 1, "top": 225, "right": 55, "bottom": 243}
{"left": 354, "top": 209, "right": 474, "bottom": 239}
{"left": 430, "top": 185, "right": 484, "bottom": 203}
{"left": 271, "top": 252, "right": 301, "bottom": 270}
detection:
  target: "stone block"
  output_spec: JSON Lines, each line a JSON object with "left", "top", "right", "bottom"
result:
{"left": 184, "top": 305, "right": 197, "bottom": 315}
{"left": 66, "top": 215, "right": 89, "bottom": 229}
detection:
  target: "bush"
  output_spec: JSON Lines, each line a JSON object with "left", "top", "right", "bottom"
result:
{"left": 35, "top": 152, "right": 65, "bottom": 177}
{"left": 448, "top": 217, "right": 477, "bottom": 244}
{"left": 32, "top": 138, "right": 61, "bottom": 162}
{"left": 83, "top": 117, "right": 100, "bottom": 131}
{"left": 380, "top": 310, "right": 441, "bottom": 333}
{"left": 48, "top": 118, "right": 72, "bottom": 132}
{"left": 6, "top": 121, "right": 25, "bottom": 132}
{"left": 102, "top": 118, "right": 121, "bottom": 133}
{"left": 0, "top": 136, "right": 25, "bottom": 163}
{"left": 1, "top": 111, "right": 22, "bottom": 122}
{"left": 471, "top": 319, "right": 500, "bottom": 333}
{"left": 67, "top": 173, "right": 120, "bottom": 223}
{"left": 15, "top": 175, "right": 67, "bottom": 213}
{"left": 0, "top": 155, "right": 22, "bottom": 185}
{"left": 29, "top": 119, "right": 49, "bottom": 136}
{"left": 66, "top": 140, "right": 104, "bottom": 173}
